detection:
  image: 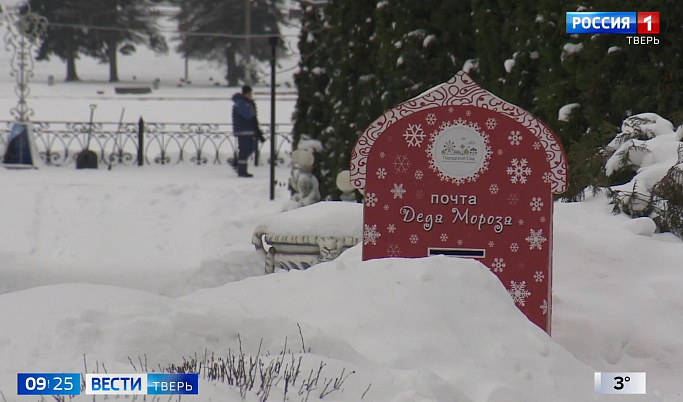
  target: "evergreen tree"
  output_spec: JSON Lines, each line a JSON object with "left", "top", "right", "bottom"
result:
{"left": 374, "top": 0, "right": 476, "bottom": 109}
{"left": 294, "top": 0, "right": 477, "bottom": 199}
{"left": 294, "top": 0, "right": 683, "bottom": 201}
{"left": 86, "top": 0, "right": 168, "bottom": 82}
{"left": 488, "top": 0, "right": 539, "bottom": 110}
{"left": 528, "top": 0, "right": 574, "bottom": 126}
{"left": 175, "top": 0, "right": 283, "bottom": 86}
{"left": 528, "top": 0, "right": 683, "bottom": 199}
{"left": 468, "top": 0, "right": 511, "bottom": 98}
{"left": 292, "top": 0, "right": 380, "bottom": 200}
{"left": 29, "top": 0, "right": 92, "bottom": 81}
{"left": 291, "top": 3, "right": 333, "bottom": 153}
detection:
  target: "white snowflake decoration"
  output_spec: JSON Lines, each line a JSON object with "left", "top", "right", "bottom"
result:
{"left": 508, "top": 130, "right": 522, "bottom": 145}
{"left": 534, "top": 271, "right": 545, "bottom": 282}
{"left": 387, "top": 244, "right": 401, "bottom": 257}
{"left": 414, "top": 170, "right": 424, "bottom": 180}
{"left": 488, "top": 241, "right": 495, "bottom": 248}
{"left": 497, "top": 149, "right": 504, "bottom": 156}
{"left": 507, "top": 158, "right": 532, "bottom": 184}
{"left": 489, "top": 184, "right": 499, "bottom": 194}
{"left": 457, "top": 239, "right": 463, "bottom": 246}
{"left": 508, "top": 193, "right": 519, "bottom": 205}
{"left": 491, "top": 258, "right": 506, "bottom": 273}
{"left": 404, "top": 124, "right": 426, "bottom": 147}
{"left": 540, "top": 216, "right": 546, "bottom": 223}
{"left": 510, "top": 243, "right": 519, "bottom": 253}
{"left": 387, "top": 224, "right": 396, "bottom": 233}
{"left": 380, "top": 151, "right": 386, "bottom": 159}
{"left": 465, "top": 110, "right": 472, "bottom": 116}
{"left": 409, "top": 234, "right": 419, "bottom": 244}
{"left": 415, "top": 190, "right": 424, "bottom": 199}
{"left": 485, "top": 117, "right": 497, "bottom": 130}
{"left": 448, "top": 106, "right": 454, "bottom": 113}
{"left": 533, "top": 141, "right": 541, "bottom": 150}
{"left": 440, "top": 233, "right": 448, "bottom": 242}
{"left": 383, "top": 204, "right": 389, "bottom": 211}
{"left": 393, "top": 155, "right": 411, "bottom": 173}
{"left": 526, "top": 229, "right": 547, "bottom": 250}
{"left": 540, "top": 299, "right": 548, "bottom": 315}
{"left": 391, "top": 183, "right": 407, "bottom": 199}
{"left": 542, "top": 172, "right": 552, "bottom": 184}
{"left": 376, "top": 167, "right": 387, "bottom": 179}
{"left": 364, "top": 224, "right": 381, "bottom": 245}
{"left": 426, "top": 113, "right": 437, "bottom": 126}
{"left": 508, "top": 281, "right": 531, "bottom": 306}
{"left": 530, "top": 197, "right": 544, "bottom": 211}
{"left": 365, "top": 193, "right": 378, "bottom": 207}
{"left": 518, "top": 219, "right": 525, "bottom": 226}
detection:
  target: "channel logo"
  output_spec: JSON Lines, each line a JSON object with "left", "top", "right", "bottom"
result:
{"left": 86, "top": 374, "right": 147, "bottom": 395}
{"left": 87, "top": 373, "right": 198, "bottom": 395}
{"left": 566, "top": 12, "right": 659, "bottom": 35}
{"left": 637, "top": 13, "right": 659, "bottom": 34}
{"left": 18, "top": 373, "right": 198, "bottom": 395}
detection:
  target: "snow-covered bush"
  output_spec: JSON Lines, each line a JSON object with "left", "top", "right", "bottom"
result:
{"left": 161, "top": 337, "right": 360, "bottom": 402}
{"left": 605, "top": 113, "right": 683, "bottom": 237}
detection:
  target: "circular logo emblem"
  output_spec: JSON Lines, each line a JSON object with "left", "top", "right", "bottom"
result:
{"left": 427, "top": 121, "right": 490, "bottom": 184}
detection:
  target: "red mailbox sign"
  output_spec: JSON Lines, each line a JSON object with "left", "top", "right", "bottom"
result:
{"left": 350, "top": 71, "right": 567, "bottom": 333}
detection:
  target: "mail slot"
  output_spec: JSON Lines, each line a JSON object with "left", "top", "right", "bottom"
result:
{"left": 428, "top": 248, "right": 485, "bottom": 258}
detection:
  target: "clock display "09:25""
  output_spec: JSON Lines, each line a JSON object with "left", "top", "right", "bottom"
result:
{"left": 17, "top": 373, "right": 81, "bottom": 395}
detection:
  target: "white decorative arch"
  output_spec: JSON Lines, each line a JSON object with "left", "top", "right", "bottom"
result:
{"left": 350, "top": 71, "right": 568, "bottom": 194}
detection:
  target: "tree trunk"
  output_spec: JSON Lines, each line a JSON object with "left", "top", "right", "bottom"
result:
{"left": 107, "top": 40, "right": 119, "bottom": 82}
{"left": 225, "top": 44, "right": 238, "bottom": 87}
{"left": 65, "top": 52, "right": 80, "bottom": 82}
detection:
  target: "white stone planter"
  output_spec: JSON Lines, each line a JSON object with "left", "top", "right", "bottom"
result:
{"left": 252, "top": 201, "right": 362, "bottom": 273}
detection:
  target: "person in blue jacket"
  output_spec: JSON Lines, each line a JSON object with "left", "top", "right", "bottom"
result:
{"left": 232, "top": 85, "right": 264, "bottom": 177}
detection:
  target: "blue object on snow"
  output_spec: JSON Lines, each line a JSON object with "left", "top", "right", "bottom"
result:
{"left": 3, "top": 123, "right": 34, "bottom": 166}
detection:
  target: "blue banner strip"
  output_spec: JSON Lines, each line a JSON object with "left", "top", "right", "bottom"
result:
{"left": 147, "top": 373, "right": 199, "bottom": 395}
{"left": 17, "top": 373, "right": 81, "bottom": 395}
{"left": 566, "top": 12, "right": 637, "bottom": 34}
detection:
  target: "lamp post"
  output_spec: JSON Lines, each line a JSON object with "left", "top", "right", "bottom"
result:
{"left": 268, "top": 35, "right": 278, "bottom": 200}
{"left": 0, "top": 2, "right": 47, "bottom": 122}
{"left": 244, "top": 0, "right": 252, "bottom": 84}
{"left": 0, "top": 3, "right": 46, "bottom": 168}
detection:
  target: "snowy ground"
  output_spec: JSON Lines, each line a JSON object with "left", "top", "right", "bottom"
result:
{"left": 0, "top": 3, "right": 682, "bottom": 402}
{"left": 1, "top": 168, "right": 682, "bottom": 402}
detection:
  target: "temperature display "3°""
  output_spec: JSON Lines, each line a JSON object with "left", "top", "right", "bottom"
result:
{"left": 594, "top": 372, "right": 646, "bottom": 395}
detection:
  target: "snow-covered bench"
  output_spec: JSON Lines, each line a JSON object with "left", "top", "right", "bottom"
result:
{"left": 252, "top": 201, "right": 362, "bottom": 273}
